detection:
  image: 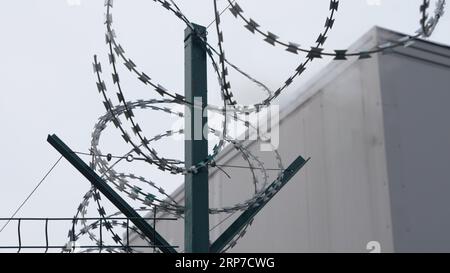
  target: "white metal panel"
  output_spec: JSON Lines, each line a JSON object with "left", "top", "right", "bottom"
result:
{"left": 379, "top": 37, "right": 450, "bottom": 252}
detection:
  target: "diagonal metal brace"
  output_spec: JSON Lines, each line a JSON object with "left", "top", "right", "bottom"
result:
{"left": 47, "top": 134, "right": 177, "bottom": 253}
{"left": 210, "top": 156, "right": 309, "bottom": 253}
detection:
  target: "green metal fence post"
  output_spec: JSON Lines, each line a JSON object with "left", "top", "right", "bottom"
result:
{"left": 184, "top": 24, "right": 210, "bottom": 253}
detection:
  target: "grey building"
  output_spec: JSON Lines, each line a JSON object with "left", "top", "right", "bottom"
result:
{"left": 131, "top": 27, "right": 450, "bottom": 253}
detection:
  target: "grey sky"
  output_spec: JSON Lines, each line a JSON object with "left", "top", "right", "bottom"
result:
{"left": 0, "top": 0, "right": 449, "bottom": 249}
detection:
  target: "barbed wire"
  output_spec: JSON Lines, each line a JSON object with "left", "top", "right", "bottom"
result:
{"left": 216, "top": 0, "right": 446, "bottom": 109}
{"left": 58, "top": 0, "right": 447, "bottom": 253}
{"left": 88, "top": 99, "right": 282, "bottom": 214}
{"left": 66, "top": 98, "right": 275, "bottom": 252}
{"left": 212, "top": 0, "right": 339, "bottom": 110}
{"left": 104, "top": 1, "right": 232, "bottom": 175}
{"left": 226, "top": 0, "right": 445, "bottom": 58}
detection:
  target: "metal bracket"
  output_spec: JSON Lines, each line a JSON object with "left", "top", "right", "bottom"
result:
{"left": 210, "top": 156, "right": 309, "bottom": 253}
{"left": 47, "top": 134, "right": 177, "bottom": 254}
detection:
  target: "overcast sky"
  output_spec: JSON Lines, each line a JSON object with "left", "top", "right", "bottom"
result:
{"left": 0, "top": 0, "right": 449, "bottom": 250}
